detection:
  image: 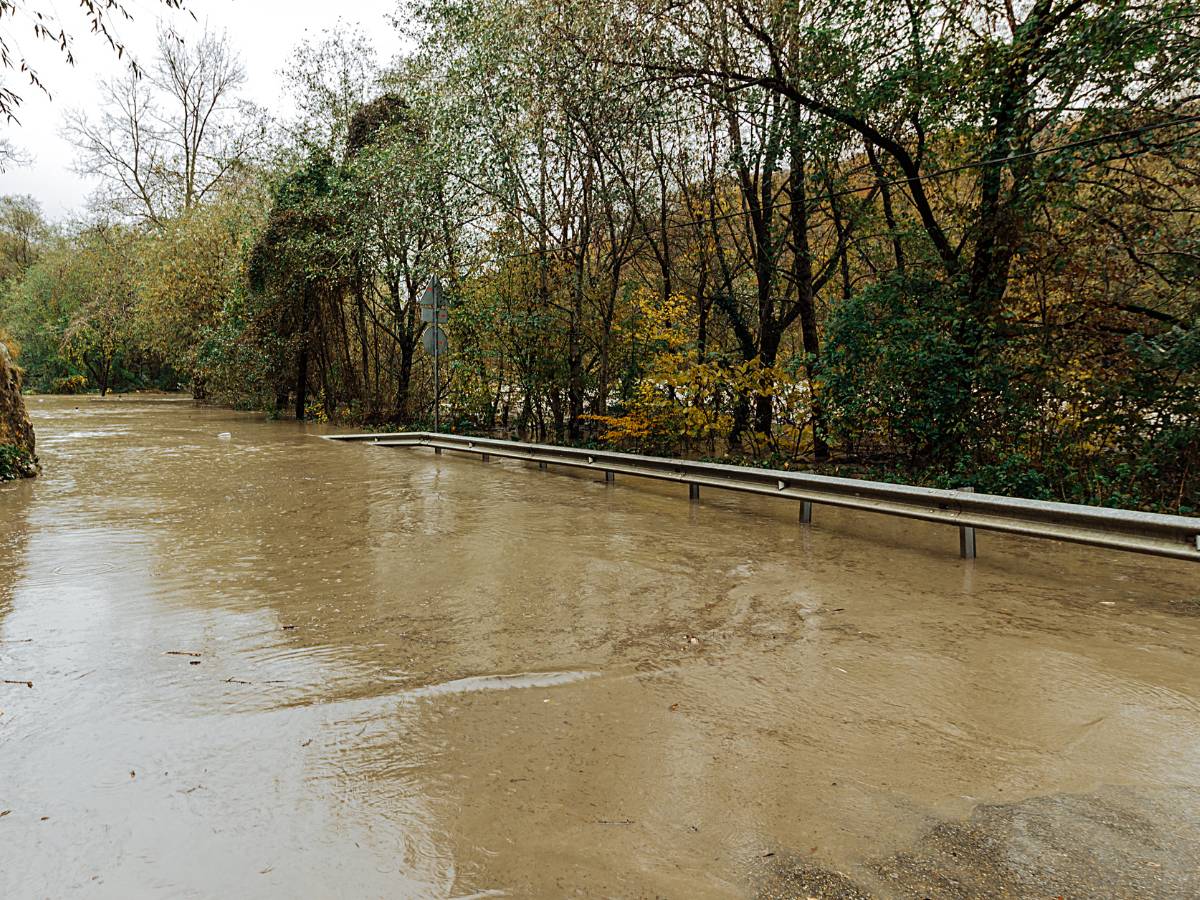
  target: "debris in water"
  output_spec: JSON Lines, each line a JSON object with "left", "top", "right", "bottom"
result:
{"left": 282, "top": 625, "right": 298, "bottom": 631}
{"left": 669, "top": 703, "right": 680, "bottom": 712}
{"left": 130, "top": 770, "right": 135, "bottom": 779}
{"left": 2, "top": 680, "right": 32, "bottom": 688}
{"left": 0, "top": 810, "right": 9, "bottom": 818}
{"left": 164, "top": 651, "right": 202, "bottom": 658}
{"left": 189, "top": 660, "right": 201, "bottom": 666}
{"left": 218, "top": 433, "right": 232, "bottom": 440}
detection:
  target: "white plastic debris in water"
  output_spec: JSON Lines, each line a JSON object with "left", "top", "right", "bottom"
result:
{"left": 217, "top": 432, "right": 232, "bottom": 440}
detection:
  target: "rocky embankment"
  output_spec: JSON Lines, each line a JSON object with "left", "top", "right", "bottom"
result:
{"left": 0, "top": 340, "right": 38, "bottom": 479}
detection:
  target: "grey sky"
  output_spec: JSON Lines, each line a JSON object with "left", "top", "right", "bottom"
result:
{"left": 0, "top": 1, "right": 407, "bottom": 220}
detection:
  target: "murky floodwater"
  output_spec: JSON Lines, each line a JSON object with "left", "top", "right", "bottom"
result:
{"left": 2, "top": 396, "right": 1199, "bottom": 898}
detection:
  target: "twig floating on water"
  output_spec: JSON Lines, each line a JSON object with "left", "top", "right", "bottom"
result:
{"left": 2, "top": 680, "right": 32, "bottom": 688}
{"left": 164, "top": 651, "right": 202, "bottom": 658}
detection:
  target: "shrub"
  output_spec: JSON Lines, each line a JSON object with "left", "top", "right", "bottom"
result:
{"left": 52, "top": 374, "right": 89, "bottom": 394}
{"left": 0, "top": 444, "right": 38, "bottom": 481}
{"left": 822, "top": 275, "right": 974, "bottom": 464}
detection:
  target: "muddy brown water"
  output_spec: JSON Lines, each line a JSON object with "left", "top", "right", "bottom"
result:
{"left": 2, "top": 396, "right": 1199, "bottom": 898}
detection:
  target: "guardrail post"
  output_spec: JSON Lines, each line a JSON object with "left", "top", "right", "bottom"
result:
{"left": 959, "top": 487, "right": 977, "bottom": 560}
{"left": 605, "top": 471, "right": 615, "bottom": 484}
{"left": 434, "top": 447, "right": 442, "bottom": 456}
{"left": 481, "top": 453, "right": 490, "bottom": 463}
{"left": 538, "top": 462, "right": 547, "bottom": 471}
{"left": 689, "top": 483, "right": 700, "bottom": 501}
{"left": 800, "top": 500, "right": 813, "bottom": 525}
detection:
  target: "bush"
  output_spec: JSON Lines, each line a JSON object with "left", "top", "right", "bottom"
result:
{"left": 929, "top": 453, "right": 1054, "bottom": 500}
{"left": 0, "top": 443, "right": 38, "bottom": 481}
{"left": 822, "top": 275, "right": 974, "bottom": 463}
{"left": 52, "top": 374, "right": 89, "bottom": 394}
{"left": 821, "top": 275, "right": 1199, "bottom": 512}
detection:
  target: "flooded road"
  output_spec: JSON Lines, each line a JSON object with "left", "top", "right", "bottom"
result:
{"left": 2, "top": 396, "right": 1199, "bottom": 898}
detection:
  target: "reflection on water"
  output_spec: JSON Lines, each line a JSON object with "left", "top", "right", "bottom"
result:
{"left": 1, "top": 396, "right": 1198, "bottom": 897}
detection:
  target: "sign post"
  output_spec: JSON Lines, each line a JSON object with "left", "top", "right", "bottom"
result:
{"left": 420, "top": 276, "right": 448, "bottom": 434}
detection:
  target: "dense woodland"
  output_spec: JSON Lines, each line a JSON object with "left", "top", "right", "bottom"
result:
{"left": 1, "top": 0, "right": 1198, "bottom": 511}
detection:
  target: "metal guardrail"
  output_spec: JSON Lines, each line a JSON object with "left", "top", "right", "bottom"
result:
{"left": 324, "top": 431, "right": 1200, "bottom": 562}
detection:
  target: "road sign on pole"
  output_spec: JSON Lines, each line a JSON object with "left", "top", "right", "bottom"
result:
{"left": 420, "top": 277, "right": 446, "bottom": 313}
{"left": 420, "top": 276, "right": 447, "bottom": 434}
{"left": 422, "top": 324, "right": 449, "bottom": 356}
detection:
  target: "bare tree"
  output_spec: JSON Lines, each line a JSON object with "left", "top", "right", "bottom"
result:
{"left": 283, "top": 23, "right": 380, "bottom": 157}
{"left": 0, "top": 135, "right": 26, "bottom": 170}
{"left": 65, "top": 26, "right": 262, "bottom": 225}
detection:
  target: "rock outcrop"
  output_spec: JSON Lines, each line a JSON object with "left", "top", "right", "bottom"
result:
{"left": 0, "top": 339, "right": 38, "bottom": 478}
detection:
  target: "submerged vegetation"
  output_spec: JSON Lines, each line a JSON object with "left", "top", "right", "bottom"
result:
{"left": 1, "top": 1, "right": 1197, "bottom": 512}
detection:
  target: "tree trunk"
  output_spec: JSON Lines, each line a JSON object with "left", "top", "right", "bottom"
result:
{"left": 396, "top": 340, "right": 414, "bottom": 422}
{"left": 295, "top": 344, "right": 308, "bottom": 421}
{"left": 787, "top": 146, "right": 830, "bottom": 461}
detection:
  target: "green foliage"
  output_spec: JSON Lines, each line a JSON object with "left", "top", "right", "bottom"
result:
{"left": 823, "top": 276, "right": 974, "bottom": 463}
{"left": 824, "top": 277, "right": 1199, "bottom": 510}
{"left": 138, "top": 192, "right": 265, "bottom": 393}
{"left": 0, "top": 443, "right": 37, "bottom": 481}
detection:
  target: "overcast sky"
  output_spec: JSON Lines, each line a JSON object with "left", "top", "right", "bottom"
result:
{"left": 0, "top": 0, "right": 407, "bottom": 220}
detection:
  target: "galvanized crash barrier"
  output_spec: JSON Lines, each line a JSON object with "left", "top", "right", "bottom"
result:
{"left": 324, "top": 431, "right": 1200, "bottom": 563}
